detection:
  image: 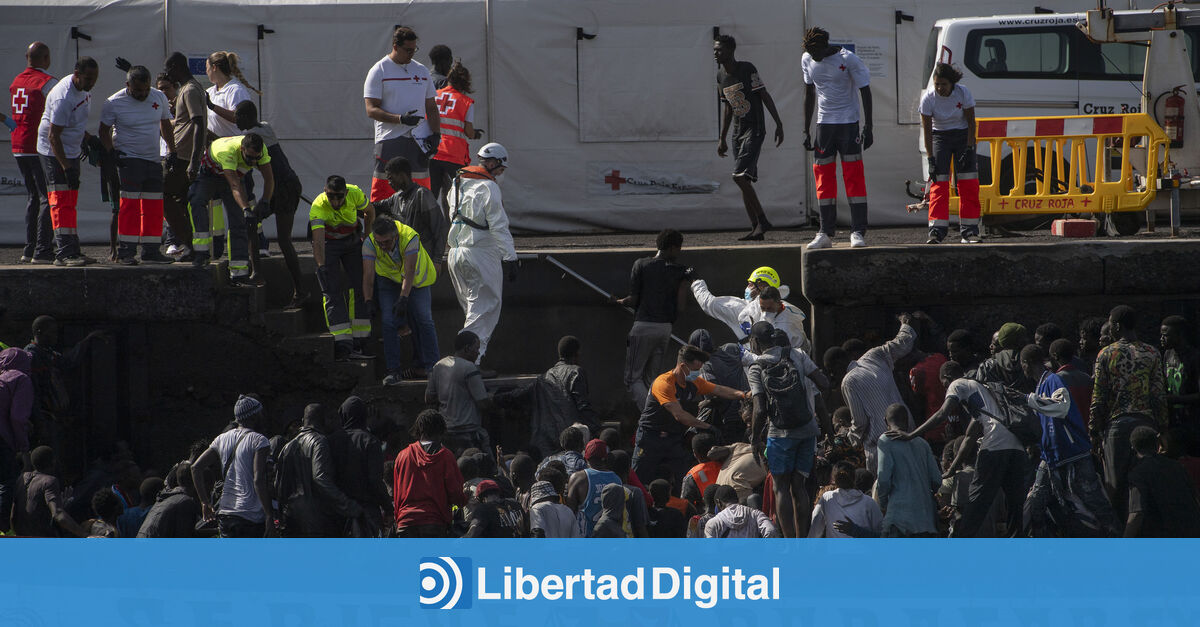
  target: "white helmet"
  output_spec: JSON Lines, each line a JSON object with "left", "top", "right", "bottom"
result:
{"left": 478, "top": 142, "right": 509, "bottom": 166}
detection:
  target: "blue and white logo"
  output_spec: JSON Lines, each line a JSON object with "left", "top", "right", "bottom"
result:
{"left": 418, "top": 556, "right": 472, "bottom": 610}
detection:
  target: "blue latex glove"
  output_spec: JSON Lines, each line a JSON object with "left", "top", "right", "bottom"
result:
{"left": 3, "top": 116, "right": 16, "bottom": 132}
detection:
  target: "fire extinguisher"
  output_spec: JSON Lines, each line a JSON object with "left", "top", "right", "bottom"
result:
{"left": 1165, "top": 86, "right": 1186, "bottom": 148}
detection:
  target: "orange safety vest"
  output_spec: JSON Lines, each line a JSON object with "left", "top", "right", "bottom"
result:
{"left": 433, "top": 86, "right": 474, "bottom": 166}
{"left": 686, "top": 461, "right": 721, "bottom": 501}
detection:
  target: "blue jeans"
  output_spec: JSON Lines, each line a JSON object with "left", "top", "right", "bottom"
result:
{"left": 376, "top": 278, "right": 438, "bottom": 373}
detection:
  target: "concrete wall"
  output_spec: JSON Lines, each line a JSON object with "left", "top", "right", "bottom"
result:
{"left": 801, "top": 241, "right": 1200, "bottom": 357}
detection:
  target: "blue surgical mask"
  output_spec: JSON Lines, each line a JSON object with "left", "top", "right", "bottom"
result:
{"left": 744, "top": 288, "right": 755, "bottom": 301}
{"left": 685, "top": 370, "right": 701, "bottom": 382}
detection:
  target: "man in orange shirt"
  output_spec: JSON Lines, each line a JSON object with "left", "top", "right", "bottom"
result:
{"left": 632, "top": 345, "right": 748, "bottom": 488}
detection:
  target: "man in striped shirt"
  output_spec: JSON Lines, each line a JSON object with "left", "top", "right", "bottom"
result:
{"left": 838, "top": 313, "right": 917, "bottom": 469}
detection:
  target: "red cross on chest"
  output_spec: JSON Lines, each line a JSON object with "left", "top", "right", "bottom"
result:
{"left": 839, "top": 64, "right": 846, "bottom": 71}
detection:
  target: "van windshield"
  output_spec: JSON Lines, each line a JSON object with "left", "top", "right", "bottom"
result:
{"left": 924, "top": 26, "right": 942, "bottom": 81}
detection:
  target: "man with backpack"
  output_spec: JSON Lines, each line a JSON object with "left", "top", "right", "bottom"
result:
{"left": 747, "top": 321, "right": 830, "bottom": 538}
{"left": 898, "top": 361, "right": 1033, "bottom": 537}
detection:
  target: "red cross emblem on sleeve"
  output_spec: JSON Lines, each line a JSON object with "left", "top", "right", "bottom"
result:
{"left": 956, "top": 102, "right": 962, "bottom": 109}
{"left": 152, "top": 101, "right": 159, "bottom": 109}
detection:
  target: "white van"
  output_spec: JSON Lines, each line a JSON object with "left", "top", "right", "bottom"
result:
{"left": 920, "top": 11, "right": 1200, "bottom": 193}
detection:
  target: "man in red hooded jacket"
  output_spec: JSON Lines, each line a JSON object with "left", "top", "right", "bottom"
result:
{"left": 394, "top": 409, "right": 466, "bottom": 537}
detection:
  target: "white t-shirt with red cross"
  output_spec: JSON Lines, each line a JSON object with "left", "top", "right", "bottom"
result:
{"left": 801, "top": 47, "right": 870, "bottom": 125}
{"left": 100, "top": 87, "right": 172, "bottom": 161}
{"left": 918, "top": 84, "right": 976, "bottom": 132}
{"left": 36, "top": 77, "right": 91, "bottom": 159}
{"left": 363, "top": 56, "right": 436, "bottom": 143}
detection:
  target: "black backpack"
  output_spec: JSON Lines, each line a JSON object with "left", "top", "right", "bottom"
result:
{"left": 979, "top": 382, "right": 1044, "bottom": 446}
{"left": 759, "top": 357, "right": 813, "bottom": 430}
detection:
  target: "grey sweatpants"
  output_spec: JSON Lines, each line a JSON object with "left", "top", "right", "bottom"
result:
{"left": 624, "top": 321, "right": 672, "bottom": 410}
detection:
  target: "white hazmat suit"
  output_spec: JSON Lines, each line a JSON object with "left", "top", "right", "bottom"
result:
{"left": 690, "top": 279, "right": 811, "bottom": 354}
{"left": 447, "top": 166, "right": 517, "bottom": 360}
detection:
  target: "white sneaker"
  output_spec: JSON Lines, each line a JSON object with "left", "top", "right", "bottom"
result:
{"left": 850, "top": 232, "right": 867, "bottom": 248}
{"left": 165, "top": 244, "right": 186, "bottom": 256}
{"left": 806, "top": 232, "right": 833, "bottom": 250}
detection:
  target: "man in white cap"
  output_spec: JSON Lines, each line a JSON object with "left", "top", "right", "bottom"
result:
{"left": 690, "top": 265, "right": 810, "bottom": 353}
{"left": 446, "top": 142, "right": 517, "bottom": 368}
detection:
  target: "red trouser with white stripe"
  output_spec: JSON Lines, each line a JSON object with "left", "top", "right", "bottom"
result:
{"left": 39, "top": 155, "right": 82, "bottom": 259}
{"left": 928, "top": 128, "right": 980, "bottom": 239}
{"left": 116, "top": 158, "right": 165, "bottom": 259}
{"left": 812, "top": 123, "right": 868, "bottom": 236}
{"left": 371, "top": 136, "right": 430, "bottom": 201}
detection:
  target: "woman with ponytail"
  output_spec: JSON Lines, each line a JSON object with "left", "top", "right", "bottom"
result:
{"left": 204, "top": 51, "right": 258, "bottom": 139}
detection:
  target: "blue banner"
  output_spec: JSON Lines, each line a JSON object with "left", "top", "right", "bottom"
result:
{"left": 0, "top": 539, "right": 1196, "bottom": 626}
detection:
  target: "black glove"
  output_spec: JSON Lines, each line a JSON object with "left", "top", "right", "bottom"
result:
{"left": 254, "top": 198, "right": 272, "bottom": 220}
{"left": 860, "top": 126, "right": 874, "bottom": 150}
{"left": 422, "top": 133, "right": 441, "bottom": 157}
{"left": 242, "top": 207, "right": 259, "bottom": 227}
{"left": 683, "top": 266, "right": 699, "bottom": 282}
{"left": 399, "top": 110, "right": 422, "bottom": 126}
{"left": 82, "top": 136, "right": 105, "bottom": 167}
{"left": 503, "top": 260, "right": 519, "bottom": 283}
{"left": 393, "top": 295, "right": 409, "bottom": 320}
{"left": 363, "top": 299, "right": 378, "bottom": 318}
{"left": 803, "top": 132, "right": 813, "bottom": 151}
{"left": 926, "top": 156, "right": 937, "bottom": 178}
{"left": 115, "top": 57, "right": 132, "bottom": 72}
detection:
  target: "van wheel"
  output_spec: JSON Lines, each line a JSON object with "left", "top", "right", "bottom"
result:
{"left": 1104, "top": 212, "right": 1141, "bottom": 236}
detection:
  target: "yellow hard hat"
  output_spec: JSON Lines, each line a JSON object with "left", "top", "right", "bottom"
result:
{"left": 747, "top": 266, "right": 780, "bottom": 288}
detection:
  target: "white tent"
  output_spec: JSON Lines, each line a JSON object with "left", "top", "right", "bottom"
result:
{"left": 0, "top": 0, "right": 1095, "bottom": 243}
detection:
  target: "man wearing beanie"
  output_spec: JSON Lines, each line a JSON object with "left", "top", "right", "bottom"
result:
{"left": 976, "top": 323, "right": 1036, "bottom": 393}
{"left": 191, "top": 394, "right": 276, "bottom": 537}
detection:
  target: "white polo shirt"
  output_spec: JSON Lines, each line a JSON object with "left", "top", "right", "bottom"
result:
{"left": 918, "top": 84, "right": 976, "bottom": 131}
{"left": 36, "top": 77, "right": 91, "bottom": 159}
{"left": 801, "top": 48, "right": 871, "bottom": 124}
{"left": 207, "top": 78, "right": 253, "bottom": 138}
{"left": 100, "top": 87, "right": 172, "bottom": 161}
{"left": 363, "top": 55, "right": 436, "bottom": 143}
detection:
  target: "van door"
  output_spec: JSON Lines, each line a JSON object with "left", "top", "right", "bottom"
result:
{"left": 1074, "top": 37, "right": 1146, "bottom": 117}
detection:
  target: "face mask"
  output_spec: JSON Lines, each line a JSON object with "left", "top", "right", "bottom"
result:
{"left": 684, "top": 370, "right": 701, "bottom": 382}
{"left": 744, "top": 288, "right": 755, "bottom": 301}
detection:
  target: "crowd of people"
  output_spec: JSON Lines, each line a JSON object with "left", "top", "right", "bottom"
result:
{"left": 2, "top": 27, "right": 1197, "bottom": 539}
{"left": 1, "top": 277, "right": 1197, "bottom": 537}
{"left": 4, "top": 27, "right": 511, "bottom": 381}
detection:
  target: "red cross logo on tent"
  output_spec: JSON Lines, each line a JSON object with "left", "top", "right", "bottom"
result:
{"left": 12, "top": 88, "right": 28, "bottom": 114}
{"left": 604, "top": 170, "right": 626, "bottom": 190}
